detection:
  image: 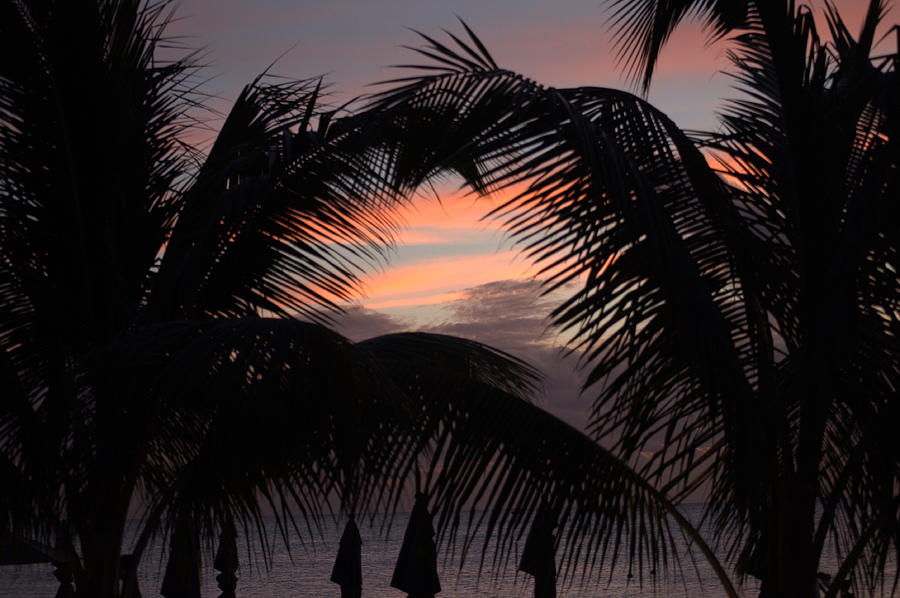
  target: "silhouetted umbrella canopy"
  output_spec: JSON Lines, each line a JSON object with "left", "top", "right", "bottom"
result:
{"left": 213, "top": 520, "right": 238, "bottom": 573}
{"left": 391, "top": 493, "right": 441, "bottom": 598}
{"left": 331, "top": 516, "right": 362, "bottom": 598}
{"left": 518, "top": 503, "right": 556, "bottom": 598}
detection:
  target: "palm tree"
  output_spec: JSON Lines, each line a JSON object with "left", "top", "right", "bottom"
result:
{"left": 0, "top": 1, "right": 543, "bottom": 596}
{"left": 352, "top": 2, "right": 899, "bottom": 597}
{"left": 1, "top": 2, "right": 728, "bottom": 597}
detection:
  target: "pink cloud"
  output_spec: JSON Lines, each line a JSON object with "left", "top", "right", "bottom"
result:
{"left": 364, "top": 291, "right": 467, "bottom": 310}
{"left": 359, "top": 250, "right": 534, "bottom": 309}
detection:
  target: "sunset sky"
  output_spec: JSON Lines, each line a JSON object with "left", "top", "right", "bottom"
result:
{"left": 168, "top": 0, "right": 873, "bottom": 428}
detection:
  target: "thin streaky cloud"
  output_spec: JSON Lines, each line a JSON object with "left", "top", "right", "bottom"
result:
{"left": 357, "top": 250, "right": 530, "bottom": 309}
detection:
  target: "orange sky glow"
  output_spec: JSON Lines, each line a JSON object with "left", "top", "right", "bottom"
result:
{"left": 353, "top": 185, "right": 534, "bottom": 311}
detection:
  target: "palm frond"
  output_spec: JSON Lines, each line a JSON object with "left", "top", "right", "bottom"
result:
{"left": 606, "top": 0, "right": 748, "bottom": 90}
{"left": 147, "top": 75, "right": 407, "bottom": 322}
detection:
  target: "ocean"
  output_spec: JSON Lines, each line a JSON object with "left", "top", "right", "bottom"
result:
{"left": 0, "top": 505, "right": 891, "bottom": 598}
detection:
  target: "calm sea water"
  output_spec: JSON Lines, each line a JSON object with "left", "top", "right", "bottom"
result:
{"left": 1, "top": 505, "right": 892, "bottom": 598}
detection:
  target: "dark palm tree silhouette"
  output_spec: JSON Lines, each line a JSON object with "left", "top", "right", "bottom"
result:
{"left": 1, "top": 2, "right": 720, "bottom": 597}
{"left": 0, "top": 2, "right": 422, "bottom": 594}
{"left": 0, "top": 1, "right": 538, "bottom": 596}
{"left": 351, "top": 2, "right": 899, "bottom": 597}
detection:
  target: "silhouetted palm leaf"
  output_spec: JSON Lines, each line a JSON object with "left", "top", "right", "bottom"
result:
{"left": 148, "top": 75, "right": 412, "bottom": 322}
{"left": 607, "top": 0, "right": 748, "bottom": 89}
{"left": 359, "top": 332, "right": 737, "bottom": 595}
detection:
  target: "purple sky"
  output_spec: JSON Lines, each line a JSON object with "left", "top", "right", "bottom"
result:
{"left": 166, "top": 0, "right": 875, "bottom": 430}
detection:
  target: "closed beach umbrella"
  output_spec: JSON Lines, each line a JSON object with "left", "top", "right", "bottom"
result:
{"left": 518, "top": 503, "right": 556, "bottom": 598}
{"left": 330, "top": 516, "right": 362, "bottom": 598}
{"left": 390, "top": 493, "right": 441, "bottom": 598}
{"left": 161, "top": 519, "right": 201, "bottom": 598}
{"left": 213, "top": 519, "right": 238, "bottom": 598}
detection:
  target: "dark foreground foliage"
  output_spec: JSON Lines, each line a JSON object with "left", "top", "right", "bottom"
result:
{"left": 0, "top": 2, "right": 736, "bottom": 597}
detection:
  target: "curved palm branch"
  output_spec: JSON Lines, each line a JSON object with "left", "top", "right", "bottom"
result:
{"left": 361, "top": 17, "right": 761, "bottom": 492}
{"left": 91, "top": 318, "right": 395, "bottom": 566}
{"left": 358, "top": 332, "right": 738, "bottom": 596}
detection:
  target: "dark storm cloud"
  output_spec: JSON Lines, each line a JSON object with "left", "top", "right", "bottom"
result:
{"left": 428, "top": 280, "right": 591, "bottom": 431}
